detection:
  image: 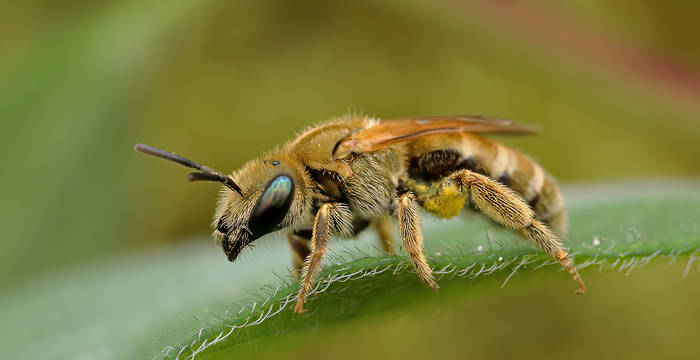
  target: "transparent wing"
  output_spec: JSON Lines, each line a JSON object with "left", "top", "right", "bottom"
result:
{"left": 334, "top": 115, "right": 537, "bottom": 157}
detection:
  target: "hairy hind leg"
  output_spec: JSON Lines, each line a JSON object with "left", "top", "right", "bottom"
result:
{"left": 443, "top": 169, "right": 585, "bottom": 294}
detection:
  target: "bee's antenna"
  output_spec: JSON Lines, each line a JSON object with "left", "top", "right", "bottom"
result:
{"left": 134, "top": 143, "right": 243, "bottom": 196}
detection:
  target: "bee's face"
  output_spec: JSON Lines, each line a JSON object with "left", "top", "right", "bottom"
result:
{"left": 214, "top": 154, "right": 313, "bottom": 261}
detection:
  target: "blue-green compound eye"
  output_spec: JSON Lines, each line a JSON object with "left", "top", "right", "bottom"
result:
{"left": 248, "top": 175, "right": 294, "bottom": 238}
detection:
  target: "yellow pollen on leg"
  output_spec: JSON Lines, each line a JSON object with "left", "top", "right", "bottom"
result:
{"left": 423, "top": 184, "right": 465, "bottom": 218}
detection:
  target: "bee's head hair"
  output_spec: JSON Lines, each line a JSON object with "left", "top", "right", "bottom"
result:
{"left": 134, "top": 143, "right": 243, "bottom": 195}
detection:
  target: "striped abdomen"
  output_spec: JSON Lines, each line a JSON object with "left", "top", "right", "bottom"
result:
{"left": 404, "top": 133, "right": 568, "bottom": 236}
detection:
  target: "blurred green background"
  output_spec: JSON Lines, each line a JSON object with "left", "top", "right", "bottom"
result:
{"left": 1, "top": 0, "right": 699, "bottom": 358}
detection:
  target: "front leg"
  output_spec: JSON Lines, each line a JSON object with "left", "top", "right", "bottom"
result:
{"left": 287, "top": 227, "right": 312, "bottom": 278}
{"left": 288, "top": 218, "right": 372, "bottom": 278}
{"left": 294, "top": 203, "right": 352, "bottom": 313}
{"left": 396, "top": 192, "right": 439, "bottom": 290}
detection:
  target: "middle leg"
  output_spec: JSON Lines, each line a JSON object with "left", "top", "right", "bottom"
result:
{"left": 396, "top": 192, "right": 438, "bottom": 290}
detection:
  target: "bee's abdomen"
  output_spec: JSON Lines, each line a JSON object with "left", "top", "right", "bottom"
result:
{"left": 406, "top": 133, "right": 567, "bottom": 235}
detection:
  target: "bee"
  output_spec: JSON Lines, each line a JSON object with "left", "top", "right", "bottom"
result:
{"left": 135, "top": 114, "right": 585, "bottom": 313}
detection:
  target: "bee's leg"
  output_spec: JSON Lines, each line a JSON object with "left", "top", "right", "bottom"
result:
{"left": 396, "top": 192, "right": 439, "bottom": 290}
{"left": 289, "top": 218, "right": 369, "bottom": 278}
{"left": 294, "top": 203, "right": 352, "bottom": 313}
{"left": 287, "top": 227, "right": 312, "bottom": 278}
{"left": 376, "top": 216, "right": 395, "bottom": 254}
{"left": 449, "top": 170, "right": 585, "bottom": 294}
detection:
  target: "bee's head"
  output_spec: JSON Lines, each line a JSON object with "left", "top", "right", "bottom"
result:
{"left": 213, "top": 154, "right": 314, "bottom": 261}
{"left": 134, "top": 144, "right": 313, "bottom": 262}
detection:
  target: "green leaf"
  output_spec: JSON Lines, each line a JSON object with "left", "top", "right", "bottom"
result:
{"left": 7, "top": 181, "right": 696, "bottom": 360}
{"left": 159, "top": 181, "right": 700, "bottom": 360}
